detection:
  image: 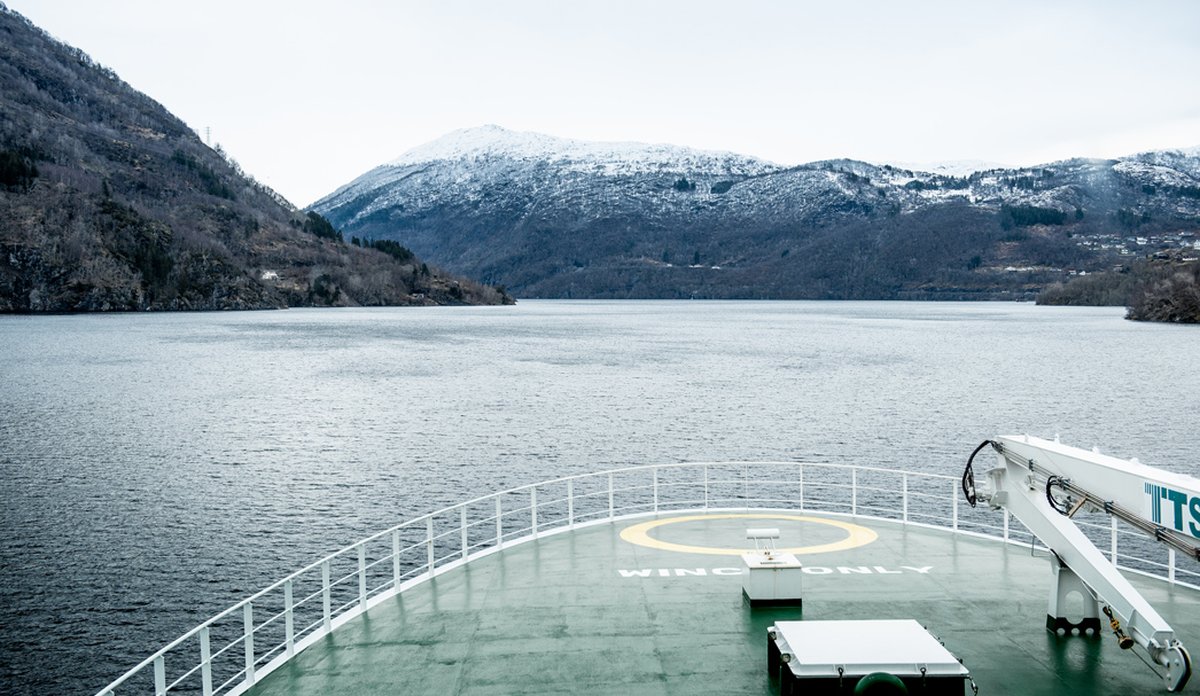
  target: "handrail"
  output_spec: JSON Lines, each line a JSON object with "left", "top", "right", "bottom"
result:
{"left": 93, "top": 460, "right": 1198, "bottom": 696}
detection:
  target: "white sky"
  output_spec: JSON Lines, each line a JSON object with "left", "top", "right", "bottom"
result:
{"left": 11, "top": 0, "right": 1200, "bottom": 206}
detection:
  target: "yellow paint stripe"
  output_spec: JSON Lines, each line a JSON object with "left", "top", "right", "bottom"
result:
{"left": 619, "top": 513, "right": 878, "bottom": 556}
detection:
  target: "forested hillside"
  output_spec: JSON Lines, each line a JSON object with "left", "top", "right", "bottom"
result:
{"left": 1039, "top": 252, "right": 1200, "bottom": 323}
{"left": 0, "top": 6, "right": 510, "bottom": 311}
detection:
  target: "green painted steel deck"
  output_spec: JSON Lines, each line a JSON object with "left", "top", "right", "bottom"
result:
{"left": 246, "top": 513, "right": 1200, "bottom": 695}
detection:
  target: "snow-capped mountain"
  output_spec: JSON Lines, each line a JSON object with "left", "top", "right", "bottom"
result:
{"left": 318, "top": 125, "right": 780, "bottom": 228}
{"left": 388, "top": 124, "right": 778, "bottom": 175}
{"left": 312, "top": 126, "right": 1200, "bottom": 299}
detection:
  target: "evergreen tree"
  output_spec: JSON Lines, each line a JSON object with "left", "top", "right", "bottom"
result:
{"left": 303, "top": 211, "right": 343, "bottom": 242}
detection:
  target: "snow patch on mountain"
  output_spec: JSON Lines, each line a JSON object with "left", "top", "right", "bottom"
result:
{"left": 1114, "top": 161, "right": 1197, "bottom": 188}
{"left": 1125, "top": 146, "right": 1200, "bottom": 180}
{"left": 885, "top": 159, "right": 1010, "bottom": 177}
{"left": 387, "top": 124, "right": 779, "bottom": 176}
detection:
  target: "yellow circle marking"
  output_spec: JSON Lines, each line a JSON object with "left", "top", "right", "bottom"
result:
{"left": 619, "top": 513, "right": 878, "bottom": 556}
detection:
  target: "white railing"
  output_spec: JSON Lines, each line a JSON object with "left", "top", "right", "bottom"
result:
{"left": 95, "top": 461, "right": 1200, "bottom": 696}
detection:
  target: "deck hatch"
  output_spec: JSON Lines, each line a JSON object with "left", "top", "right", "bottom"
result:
{"left": 769, "top": 619, "right": 970, "bottom": 694}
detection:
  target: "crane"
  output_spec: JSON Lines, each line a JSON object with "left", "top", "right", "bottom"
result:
{"left": 962, "top": 435, "right": 1196, "bottom": 692}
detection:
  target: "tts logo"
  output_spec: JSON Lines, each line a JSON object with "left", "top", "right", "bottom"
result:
{"left": 1145, "top": 483, "right": 1200, "bottom": 539}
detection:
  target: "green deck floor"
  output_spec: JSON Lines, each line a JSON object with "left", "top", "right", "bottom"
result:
{"left": 247, "top": 513, "right": 1200, "bottom": 695}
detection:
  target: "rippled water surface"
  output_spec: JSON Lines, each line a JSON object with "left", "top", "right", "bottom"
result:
{"left": 1, "top": 301, "right": 1198, "bottom": 694}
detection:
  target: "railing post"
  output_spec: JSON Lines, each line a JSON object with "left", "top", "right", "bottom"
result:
{"left": 392, "top": 529, "right": 401, "bottom": 589}
{"left": 703, "top": 465, "right": 709, "bottom": 509}
{"left": 653, "top": 467, "right": 659, "bottom": 513}
{"left": 495, "top": 497, "right": 503, "bottom": 547}
{"left": 1110, "top": 516, "right": 1118, "bottom": 563}
{"left": 200, "top": 626, "right": 213, "bottom": 696}
{"left": 284, "top": 579, "right": 295, "bottom": 657}
{"left": 531, "top": 487, "right": 538, "bottom": 536}
{"left": 798, "top": 464, "right": 804, "bottom": 512}
{"left": 1168, "top": 548, "right": 1177, "bottom": 585}
{"left": 1003, "top": 510, "right": 1010, "bottom": 543}
{"left": 568, "top": 479, "right": 575, "bottom": 528}
{"left": 951, "top": 481, "right": 959, "bottom": 532}
{"left": 460, "top": 506, "right": 469, "bottom": 560}
{"left": 322, "top": 560, "right": 332, "bottom": 633}
{"left": 358, "top": 543, "right": 368, "bottom": 610}
{"left": 608, "top": 473, "right": 614, "bottom": 520}
{"left": 426, "top": 517, "right": 435, "bottom": 576}
{"left": 851, "top": 469, "right": 858, "bottom": 516}
{"left": 154, "top": 655, "right": 166, "bottom": 696}
{"left": 243, "top": 602, "right": 255, "bottom": 685}
{"left": 902, "top": 473, "right": 908, "bottom": 523}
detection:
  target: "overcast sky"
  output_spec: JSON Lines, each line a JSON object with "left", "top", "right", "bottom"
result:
{"left": 12, "top": 0, "right": 1200, "bottom": 206}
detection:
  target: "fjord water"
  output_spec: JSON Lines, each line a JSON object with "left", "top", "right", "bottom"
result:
{"left": 1, "top": 300, "right": 1197, "bottom": 695}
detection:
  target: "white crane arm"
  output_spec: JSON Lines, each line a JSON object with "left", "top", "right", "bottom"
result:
{"left": 970, "top": 435, "right": 1194, "bottom": 692}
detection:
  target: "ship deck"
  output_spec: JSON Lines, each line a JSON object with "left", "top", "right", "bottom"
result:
{"left": 245, "top": 512, "right": 1200, "bottom": 695}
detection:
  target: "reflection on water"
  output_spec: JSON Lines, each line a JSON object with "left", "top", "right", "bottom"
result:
{"left": 1, "top": 300, "right": 1197, "bottom": 694}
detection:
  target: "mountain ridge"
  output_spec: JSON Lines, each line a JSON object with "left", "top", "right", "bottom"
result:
{"left": 378, "top": 124, "right": 1200, "bottom": 183}
{"left": 313, "top": 126, "right": 1200, "bottom": 300}
{"left": 387, "top": 124, "right": 779, "bottom": 174}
